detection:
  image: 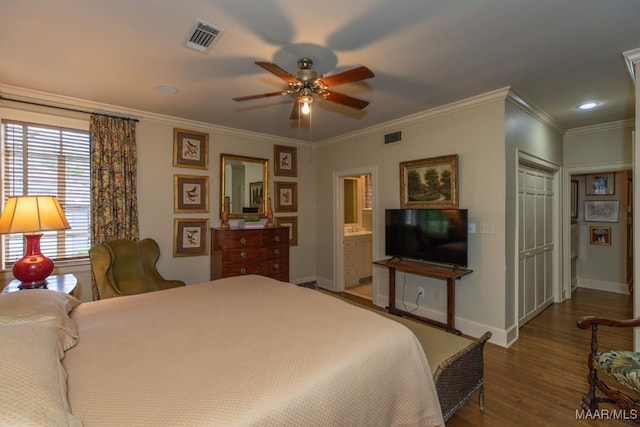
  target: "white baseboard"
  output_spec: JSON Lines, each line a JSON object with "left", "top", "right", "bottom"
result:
{"left": 577, "top": 277, "right": 629, "bottom": 294}
{"left": 373, "top": 293, "right": 509, "bottom": 347}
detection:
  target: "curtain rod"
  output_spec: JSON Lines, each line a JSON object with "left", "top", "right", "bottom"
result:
{"left": 0, "top": 94, "right": 140, "bottom": 123}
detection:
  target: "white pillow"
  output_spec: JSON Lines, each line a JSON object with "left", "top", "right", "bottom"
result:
{"left": 0, "top": 289, "right": 81, "bottom": 350}
{"left": 0, "top": 323, "right": 82, "bottom": 426}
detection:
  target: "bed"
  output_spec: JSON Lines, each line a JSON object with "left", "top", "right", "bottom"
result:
{"left": 0, "top": 275, "right": 444, "bottom": 426}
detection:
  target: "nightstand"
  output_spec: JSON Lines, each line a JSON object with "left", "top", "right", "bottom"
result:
{"left": 2, "top": 273, "right": 78, "bottom": 295}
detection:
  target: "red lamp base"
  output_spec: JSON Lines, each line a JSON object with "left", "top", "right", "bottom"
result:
{"left": 13, "top": 233, "right": 54, "bottom": 289}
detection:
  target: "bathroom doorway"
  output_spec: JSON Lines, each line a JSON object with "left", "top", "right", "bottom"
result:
{"left": 340, "top": 173, "right": 374, "bottom": 301}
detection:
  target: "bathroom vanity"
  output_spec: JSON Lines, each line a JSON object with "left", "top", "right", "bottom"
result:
{"left": 344, "top": 231, "right": 372, "bottom": 288}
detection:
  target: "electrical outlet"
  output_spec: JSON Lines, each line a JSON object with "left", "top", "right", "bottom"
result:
{"left": 417, "top": 286, "right": 425, "bottom": 299}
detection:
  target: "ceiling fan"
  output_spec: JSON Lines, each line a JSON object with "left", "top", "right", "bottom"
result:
{"left": 232, "top": 58, "right": 375, "bottom": 119}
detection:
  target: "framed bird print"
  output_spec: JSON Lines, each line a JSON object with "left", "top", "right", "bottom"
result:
{"left": 173, "top": 218, "right": 209, "bottom": 257}
{"left": 173, "top": 128, "right": 209, "bottom": 170}
{"left": 174, "top": 174, "right": 209, "bottom": 213}
{"left": 274, "top": 145, "right": 297, "bottom": 177}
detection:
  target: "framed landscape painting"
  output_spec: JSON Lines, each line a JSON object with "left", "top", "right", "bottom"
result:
{"left": 400, "top": 154, "right": 458, "bottom": 208}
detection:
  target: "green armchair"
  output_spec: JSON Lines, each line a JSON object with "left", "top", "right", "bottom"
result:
{"left": 89, "top": 238, "right": 185, "bottom": 300}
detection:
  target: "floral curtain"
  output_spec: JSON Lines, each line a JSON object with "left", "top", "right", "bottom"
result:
{"left": 89, "top": 114, "right": 139, "bottom": 300}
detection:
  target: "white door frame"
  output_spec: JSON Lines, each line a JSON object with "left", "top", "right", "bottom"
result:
{"left": 333, "top": 166, "right": 378, "bottom": 300}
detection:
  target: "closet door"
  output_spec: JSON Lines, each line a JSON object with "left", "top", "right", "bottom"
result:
{"left": 518, "top": 165, "right": 555, "bottom": 325}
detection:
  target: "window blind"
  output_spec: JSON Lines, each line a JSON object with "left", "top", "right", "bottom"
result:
{"left": 363, "top": 174, "right": 373, "bottom": 210}
{"left": 2, "top": 120, "right": 91, "bottom": 267}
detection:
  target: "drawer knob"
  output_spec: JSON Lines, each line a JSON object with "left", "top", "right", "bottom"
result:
{"left": 274, "top": 249, "right": 280, "bottom": 255}
{"left": 240, "top": 252, "right": 247, "bottom": 259}
{"left": 274, "top": 263, "right": 279, "bottom": 271}
{"left": 240, "top": 267, "right": 247, "bottom": 274}
{"left": 240, "top": 238, "right": 247, "bottom": 246}
{"left": 274, "top": 236, "right": 280, "bottom": 242}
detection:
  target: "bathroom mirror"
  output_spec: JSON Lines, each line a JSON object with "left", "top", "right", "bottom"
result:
{"left": 344, "top": 177, "right": 359, "bottom": 225}
{"left": 220, "top": 153, "right": 269, "bottom": 219}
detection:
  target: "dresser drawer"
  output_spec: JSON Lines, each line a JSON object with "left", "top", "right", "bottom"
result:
{"left": 224, "top": 247, "right": 263, "bottom": 263}
{"left": 218, "top": 231, "right": 262, "bottom": 249}
{"left": 221, "top": 264, "right": 263, "bottom": 277}
{"left": 211, "top": 227, "right": 290, "bottom": 282}
{"left": 262, "top": 229, "right": 286, "bottom": 247}
{"left": 262, "top": 258, "right": 288, "bottom": 277}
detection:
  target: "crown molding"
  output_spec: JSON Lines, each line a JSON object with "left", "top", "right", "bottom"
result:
{"left": 623, "top": 47, "right": 640, "bottom": 80}
{"left": 0, "top": 84, "right": 304, "bottom": 146}
{"left": 506, "top": 90, "right": 565, "bottom": 134}
{"left": 317, "top": 87, "right": 512, "bottom": 147}
{"left": 564, "top": 118, "right": 635, "bottom": 137}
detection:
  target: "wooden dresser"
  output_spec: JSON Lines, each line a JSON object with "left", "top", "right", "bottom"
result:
{"left": 210, "top": 227, "right": 290, "bottom": 281}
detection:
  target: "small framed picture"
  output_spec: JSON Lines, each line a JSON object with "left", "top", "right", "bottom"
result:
{"left": 276, "top": 216, "right": 298, "bottom": 246}
{"left": 274, "top": 181, "right": 298, "bottom": 212}
{"left": 249, "top": 181, "right": 264, "bottom": 208}
{"left": 590, "top": 226, "right": 611, "bottom": 246}
{"left": 585, "top": 173, "right": 615, "bottom": 195}
{"left": 173, "top": 218, "right": 209, "bottom": 257}
{"left": 274, "top": 145, "right": 297, "bottom": 177}
{"left": 174, "top": 174, "right": 209, "bottom": 213}
{"left": 584, "top": 200, "right": 619, "bottom": 222}
{"left": 173, "top": 128, "right": 209, "bottom": 169}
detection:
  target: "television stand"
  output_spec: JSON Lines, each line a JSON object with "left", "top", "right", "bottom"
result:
{"left": 373, "top": 258, "right": 473, "bottom": 334}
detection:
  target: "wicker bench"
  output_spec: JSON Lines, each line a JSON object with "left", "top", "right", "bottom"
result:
{"left": 372, "top": 309, "right": 491, "bottom": 421}
{"left": 315, "top": 287, "right": 491, "bottom": 421}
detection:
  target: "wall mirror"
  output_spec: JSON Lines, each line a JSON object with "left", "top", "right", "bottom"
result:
{"left": 220, "top": 153, "right": 269, "bottom": 219}
{"left": 344, "top": 177, "right": 359, "bottom": 225}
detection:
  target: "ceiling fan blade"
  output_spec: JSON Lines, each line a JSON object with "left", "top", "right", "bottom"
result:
{"left": 323, "top": 91, "right": 370, "bottom": 110}
{"left": 290, "top": 102, "right": 300, "bottom": 120}
{"left": 320, "top": 66, "right": 375, "bottom": 87}
{"left": 232, "top": 91, "right": 285, "bottom": 101}
{"left": 255, "top": 61, "right": 297, "bottom": 83}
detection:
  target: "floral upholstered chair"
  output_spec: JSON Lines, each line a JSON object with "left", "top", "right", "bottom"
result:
{"left": 577, "top": 316, "right": 640, "bottom": 415}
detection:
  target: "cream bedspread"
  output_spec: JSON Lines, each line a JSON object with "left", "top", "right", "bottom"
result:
{"left": 63, "top": 275, "right": 444, "bottom": 426}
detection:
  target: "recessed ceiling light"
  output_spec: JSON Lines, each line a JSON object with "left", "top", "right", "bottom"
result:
{"left": 155, "top": 84, "right": 179, "bottom": 95}
{"left": 577, "top": 101, "right": 599, "bottom": 110}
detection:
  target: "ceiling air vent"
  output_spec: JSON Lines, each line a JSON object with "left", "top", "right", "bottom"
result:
{"left": 184, "top": 19, "right": 224, "bottom": 53}
{"left": 384, "top": 131, "right": 402, "bottom": 144}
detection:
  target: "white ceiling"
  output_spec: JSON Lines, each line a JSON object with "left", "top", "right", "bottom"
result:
{"left": 1, "top": 0, "right": 639, "bottom": 142}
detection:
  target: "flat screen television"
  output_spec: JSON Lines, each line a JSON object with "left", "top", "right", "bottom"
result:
{"left": 385, "top": 208, "right": 468, "bottom": 267}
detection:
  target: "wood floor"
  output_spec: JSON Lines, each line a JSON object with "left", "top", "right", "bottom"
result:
{"left": 448, "top": 287, "right": 634, "bottom": 426}
{"left": 342, "top": 287, "right": 635, "bottom": 426}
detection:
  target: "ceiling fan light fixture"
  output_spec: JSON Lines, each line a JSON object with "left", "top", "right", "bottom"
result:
{"left": 298, "top": 90, "right": 314, "bottom": 115}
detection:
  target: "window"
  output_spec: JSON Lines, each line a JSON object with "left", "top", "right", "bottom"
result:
{"left": 2, "top": 120, "right": 91, "bottom": 267}
{"left": 363, "top": 174, "right": 373, "bottom": 210}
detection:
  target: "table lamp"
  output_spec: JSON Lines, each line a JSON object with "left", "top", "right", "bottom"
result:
{"left": 0, "top": 195, "right": 71, "bottom": 288}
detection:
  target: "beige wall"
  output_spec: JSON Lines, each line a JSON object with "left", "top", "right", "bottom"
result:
{"left": 314, "top": 90, "right": 512, "bottom": 344}
{"left": 563, "top": 122, "right": 634, "bottom": 294}
{"left": 0, "top": 87, "right": 317, "bottom": 300}
{"left": 504, "top": 99, "right": 564, "bottom": 341}
{"left": 3, "top": 83, "right": 628, "bottom": 347}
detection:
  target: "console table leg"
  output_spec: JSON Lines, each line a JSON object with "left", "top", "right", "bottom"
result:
{"left": 387, "top": 267, "right": 402, "bottom": 315}
{"left": 447, "top": 278, "right": 455, "bottom": 332}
